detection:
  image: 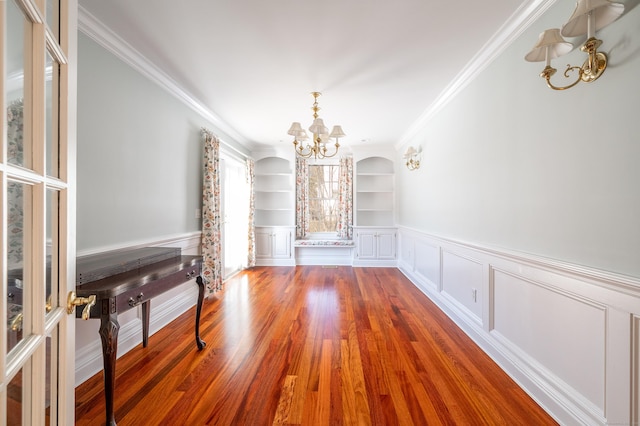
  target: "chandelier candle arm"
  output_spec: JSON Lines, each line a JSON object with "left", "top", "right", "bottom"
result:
{"left": 288, "top": 92, "right": 345, "bottom": 159}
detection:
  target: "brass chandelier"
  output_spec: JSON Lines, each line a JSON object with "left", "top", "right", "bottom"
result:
{"left": 287, "top": 92, "right": 345, "bottom": 159}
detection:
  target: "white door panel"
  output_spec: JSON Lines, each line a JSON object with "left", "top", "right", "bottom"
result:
{"left": 2, "top": 0, "right": 77, "bottom": 423}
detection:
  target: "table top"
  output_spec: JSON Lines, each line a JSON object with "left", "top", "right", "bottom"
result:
{"left": 75, "top": 254, "right": 202, "bottom": 298}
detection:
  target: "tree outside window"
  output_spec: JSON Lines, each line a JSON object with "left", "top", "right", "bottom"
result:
{"left": 308, "top": 165, "right": 339, "bottom": 233}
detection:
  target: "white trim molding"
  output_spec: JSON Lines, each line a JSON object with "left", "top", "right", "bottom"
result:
{"left": 397, "top": 226, "right": 640, "bottom": 425}
{"left": 77, "top": 6, "right": 253, "bottom": 152}
{"left": 395, "top": 0, "right": 557, "bottom": 149}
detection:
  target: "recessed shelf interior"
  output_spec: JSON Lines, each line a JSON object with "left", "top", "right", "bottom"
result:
{"left": 356, "top": 157, "right": 394, "bottom": 226}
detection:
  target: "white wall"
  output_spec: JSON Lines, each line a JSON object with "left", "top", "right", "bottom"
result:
{"left": 74, "top": 32, "right": 248, "bottom": 384}
{"left": 396, "top": 1, "right": 640, "bottom": 279}
{"left": 77, "top": 34, "right": 200, "bottom": 251}
{"left": 395, "top": 2, "right": 640, "bottom": 424}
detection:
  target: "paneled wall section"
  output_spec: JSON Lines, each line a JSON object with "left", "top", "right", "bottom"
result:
{"left": 397, "top": 226, "right": 640, "bottom": 425}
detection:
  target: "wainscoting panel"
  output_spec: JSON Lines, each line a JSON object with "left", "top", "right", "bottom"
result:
{"left": 442, "top": 250, "right": 483, "bottom": 324}
{"left": 412, "top": 238, "right": 440, "bottom": 291}
{"left": 397, "top": 226, "right": 640, "bottom": 425}
{"left": 491, "top": 268, "right": 606, "bottom": 413}
{"left": 295, "top": 246, "right": 354, "bottom": 266}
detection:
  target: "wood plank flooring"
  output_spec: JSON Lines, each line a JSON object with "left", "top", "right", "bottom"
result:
{"left": 75, "top": 266, "right": 558, "bottom": 425}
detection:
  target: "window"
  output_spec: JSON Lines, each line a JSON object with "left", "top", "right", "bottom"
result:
{"left": 308, "top": 165, "right": 339, "bottom": 233}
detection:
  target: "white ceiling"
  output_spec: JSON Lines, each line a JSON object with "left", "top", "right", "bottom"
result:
{"left": 77, "top": 0, "right": 543, "bottom": 152}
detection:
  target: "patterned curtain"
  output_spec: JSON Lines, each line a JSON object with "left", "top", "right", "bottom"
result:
{"left": 295, "top": 156, "right": 309, "bottom": 239}
{"left": 246, "top": 158, "right": 256, "bottom": 267}
{"left": 337, "top": 156, "right": 353, "bottom": 239}
{"left": 201, "top": 128, "right": 222, "bottom": 295}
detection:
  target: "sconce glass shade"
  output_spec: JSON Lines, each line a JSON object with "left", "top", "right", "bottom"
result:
{"left": 561, "top": 0, "right": 624, "bottom": 37}
{"left": 525, "top": 29, "right": 573, "bottom": 62}
{"left": 329, "top": 125, "right": 346, "bottom": 139}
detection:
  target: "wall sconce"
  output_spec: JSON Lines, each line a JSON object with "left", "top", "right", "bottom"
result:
{"left": 403, "top": 146, "right": 421, "bottom": 171}
{"left": 525, "top": 0, "right": 624, "bottom": 91}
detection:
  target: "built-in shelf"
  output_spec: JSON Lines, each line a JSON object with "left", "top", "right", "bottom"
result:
{"left": 355, "top": 157, "right": 394, "bottom": 227}
{"left": 255, "top": 157, "right": 294, "bottom": 227}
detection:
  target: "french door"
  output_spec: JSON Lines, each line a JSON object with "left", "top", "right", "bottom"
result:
{"left": 2, "top": 0, "right": 77, "bottom": 424}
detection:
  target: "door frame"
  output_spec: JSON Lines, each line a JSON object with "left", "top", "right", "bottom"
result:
{"left": 1, "top": 0, "right": 78, "bottom": 424}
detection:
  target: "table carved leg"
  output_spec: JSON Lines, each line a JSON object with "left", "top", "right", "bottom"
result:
{"left": 141, "top": 300, "right": 150, "bottom": 347}
{"left": 98, "top": 298, "right": 119, "bottom": 426}
{"left": 195, "top": 275, "right": 206, "bottom": 350}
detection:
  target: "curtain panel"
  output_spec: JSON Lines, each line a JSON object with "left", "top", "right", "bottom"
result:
{"left": 295, "top": 157, "right": 309, "bottom": 239}
{"left": 337, "top": 156, "right": 353, "bottom": 239}
{"left": 201, "top": 129, "right": 223, "bottom": 295}
{"left": 246, "top": 158, "right": 256, "bottom": 267}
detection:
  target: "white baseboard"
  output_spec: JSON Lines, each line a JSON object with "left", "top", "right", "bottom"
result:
{"left": 352, "top": 259, "right": 398, "bottom": 267}
{"left": 255, "top": 258, "right": 296, "bottom": 266}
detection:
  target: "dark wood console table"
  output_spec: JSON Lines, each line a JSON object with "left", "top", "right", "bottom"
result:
{"left": 74, "top": 247, "right": 206, "bottom": 426}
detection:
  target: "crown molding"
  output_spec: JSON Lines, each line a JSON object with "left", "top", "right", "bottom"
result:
{"left": 77, "top": 5, "right": 253, "bottom": 150}
{"left": 395, "top": 0, "right": 557, "bottom": 151}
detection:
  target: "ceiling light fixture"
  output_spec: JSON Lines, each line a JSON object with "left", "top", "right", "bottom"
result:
{"left": 525, "top": 0, "right": 623, "bottom": 91}
{"left": 288, "top": 92, "right": 345, "bottom": 159}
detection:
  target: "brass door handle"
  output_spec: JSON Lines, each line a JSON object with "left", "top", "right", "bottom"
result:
{"left": 67, "top": 292, "right": 96, "bottom": 320}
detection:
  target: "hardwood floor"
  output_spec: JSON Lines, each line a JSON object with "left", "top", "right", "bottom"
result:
{"left": 75, "top": 266, "right": 558, "bottom": 425}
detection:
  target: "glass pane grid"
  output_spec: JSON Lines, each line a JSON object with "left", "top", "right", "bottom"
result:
{"left": 7, "top": 367, "right": 24, "bottom": 425}
{"left": 3, "top": 0, "right": 68, "bottom": 422}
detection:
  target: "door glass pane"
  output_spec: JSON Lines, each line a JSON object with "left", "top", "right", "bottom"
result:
{"left": 7, "top": 368, "right": 23, "bottom": 426}
{"left": 7, "top": 0, "right": 32, "bottom": 169}
{"left": 7, "top": 182, "right": 32, "bottom": 353}
{"left": 46, "top": 189, "right": 59, "bottom": 317}
{"left": 45, "top": 331, "right": 58, "bottom": 425}
{"left": 46, "top": 0, "right": 60, "bottom": 42}
{"left": 46, "top": 51, "right": 60, "bottom": 178}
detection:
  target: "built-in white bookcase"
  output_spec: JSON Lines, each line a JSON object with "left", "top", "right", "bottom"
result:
{"left": 355, "top": 156, "right": 394, "bottom": 226}
{"left": 254, "top": 157, "right": 294, "bottom": 226}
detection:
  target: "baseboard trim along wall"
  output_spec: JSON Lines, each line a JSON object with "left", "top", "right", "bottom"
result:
{"left": 74, "top": 232, "right": 202, "bottom": 386}
{"left": 396, "top": 225, "right": 640, "bottom": 426}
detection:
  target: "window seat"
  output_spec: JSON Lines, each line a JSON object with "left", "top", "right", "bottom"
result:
{"left": 294, "top": 239, "right": 354, "bottom": 247}
{"left": 294, "top": 239, "right": 354, "bottom": 265}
